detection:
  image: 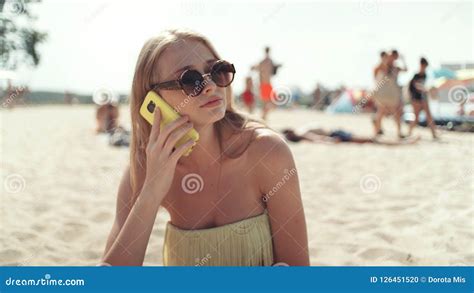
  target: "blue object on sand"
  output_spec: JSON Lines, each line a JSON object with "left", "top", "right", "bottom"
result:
{"left": 326, "top": 92, "right": 354, "bottom": 113}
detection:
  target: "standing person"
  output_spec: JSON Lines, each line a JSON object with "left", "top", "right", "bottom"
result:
{"left": 241, "top": 76, "right": 255, "bottom": 113}
{"left": 408, "top": 57, "right": 438, "bottom": 139}
{"left": 372, "top": 49, "right": 407, "bottom": 139}
{"left": 101, "top": 29, "right": 309, "bottom": 267}
{"left": 388, "top": 49, "right": 408, "bottom": 138}
{"left": 372, "top": 51, "right": 389, "bottom": 135}
{"left": 373, "top": 51, "right": 389, "bottom": 78}
{"left": 252, "top": 46, "right": 279, "bottom": 120}
{"left": 312, "top": 83, "right": 322, "bottom": 110}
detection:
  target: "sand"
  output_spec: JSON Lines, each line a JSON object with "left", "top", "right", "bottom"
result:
{"left": 0, "top": 105, "right": 472, "bottom": 266}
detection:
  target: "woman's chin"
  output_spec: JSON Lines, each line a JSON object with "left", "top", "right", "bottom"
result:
{"left": 200, "top": 104, "right": 226, "bottom": 121}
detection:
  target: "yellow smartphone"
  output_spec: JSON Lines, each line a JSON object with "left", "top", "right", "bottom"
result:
{"left": 139, "top": 91, "right": 199, "bottom": 156}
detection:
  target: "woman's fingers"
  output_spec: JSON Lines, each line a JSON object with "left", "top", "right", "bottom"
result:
{"left": 170, "top": 139, "right": 196, "bottom": 161}
{"left": 163, "top": 121, "right": 194, "bottom": 155}
{"left": 149, "top": 107, "right": 162, "bottom": 143}
{"left": 156, "top": 115, "right": 189, "bottom": 147}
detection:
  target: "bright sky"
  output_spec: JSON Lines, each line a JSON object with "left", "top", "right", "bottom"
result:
{"left": 18, "top": 0, "right": 474, "bottom": 95}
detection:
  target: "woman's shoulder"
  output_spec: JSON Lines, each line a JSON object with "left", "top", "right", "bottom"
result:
{"left": 246, "top": 127, "right": 293, "bottom": 166}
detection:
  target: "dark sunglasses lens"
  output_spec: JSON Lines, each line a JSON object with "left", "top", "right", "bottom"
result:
{"left": 181, "top": 70, "right": 204, "bottom": 96}
{"left": 211, "top": 62, "right": 235, "bottom": 87}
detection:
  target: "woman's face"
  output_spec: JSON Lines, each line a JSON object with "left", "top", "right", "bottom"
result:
{"left": 155, "top": 39, "right": 227, "bottom": 127}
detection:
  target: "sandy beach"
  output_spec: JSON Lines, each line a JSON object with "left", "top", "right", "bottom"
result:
{"left": 1, "top": 105, "right": 472, "bottom": 266}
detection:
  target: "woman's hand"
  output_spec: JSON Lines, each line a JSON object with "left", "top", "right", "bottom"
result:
{"left": 101, "top": 108, "right": 195, "bottom": 266}
{"left": 141, "top": 107, "right": 195, "bottom": 198}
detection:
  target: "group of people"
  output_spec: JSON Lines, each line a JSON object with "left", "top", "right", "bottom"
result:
{"left": 241, "top": 47, "right": 439, "bottom": 141}
{"left": 371, "top": 49, "right": 438, "bottom": 139}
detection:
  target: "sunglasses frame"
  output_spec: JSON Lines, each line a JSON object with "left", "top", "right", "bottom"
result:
{"left": 151, "top": 60, "right": 236, "bottom": 97}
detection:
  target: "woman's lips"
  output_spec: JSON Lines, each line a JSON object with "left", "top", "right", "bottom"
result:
{"left": 200, "top": 98, "right": 222, "bottom": 108}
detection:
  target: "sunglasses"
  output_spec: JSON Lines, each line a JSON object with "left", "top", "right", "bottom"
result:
{"left": 151, "top": 60, "right": 236, "bottom": 97}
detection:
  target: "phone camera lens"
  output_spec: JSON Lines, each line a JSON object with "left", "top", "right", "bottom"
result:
{"left": 147, "top": 100, "right": 156, "bottom": 113}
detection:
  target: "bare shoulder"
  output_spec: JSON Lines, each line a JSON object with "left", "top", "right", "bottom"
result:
{"left": 246, "top": 127, "right": 294, "bottom": 170}
{"left": 249, "top": 127, "right": 290, "bottom": 153}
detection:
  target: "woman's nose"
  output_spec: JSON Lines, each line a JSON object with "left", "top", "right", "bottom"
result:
{"left": 201, "top": 74, "right": 217, "bottom": 95}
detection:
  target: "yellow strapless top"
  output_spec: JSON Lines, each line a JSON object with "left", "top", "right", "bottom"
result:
{"left": 163, "top": 210, "right": 274, "bottom": 266}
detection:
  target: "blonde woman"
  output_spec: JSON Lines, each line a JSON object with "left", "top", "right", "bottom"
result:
{"left": 100, "top": 29, "right": 309, "bottom": 266}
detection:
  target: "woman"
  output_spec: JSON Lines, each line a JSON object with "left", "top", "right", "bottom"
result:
{"left": 407, "top": 57, "right": 438, "bottom": 139}
{"left": 372, "top": 50, "right": 405, "bottom": 138}
{"left": 101, "top": 29, "right": 309, "bottom": 266}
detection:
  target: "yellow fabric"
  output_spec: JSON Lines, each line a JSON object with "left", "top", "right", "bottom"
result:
{"left": 163, "top": 210, "right": 274, "bottom": 266}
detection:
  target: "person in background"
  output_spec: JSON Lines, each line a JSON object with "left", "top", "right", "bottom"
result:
{"left": 371, "top": 51, "right": 389, "bottom": 134}
{"left": 252, "top": 46, "right": 280, "bottom": 120}
{"left": 96, "top": 101, "right": 119, "bottom": 134}
{"left": 388, "top": 49, "right": 408, "bottom": 138}
{"left": 372, "top": 49, "right": 407, "bottom": 139}
{"left": 241, "top": 76, "right": 255, "bottom": 114}
{"left": 281, "top": 128, "right": 420, "bottom": 145}
{"left": 407, "top": 57, "right": 438, "bottom": 139}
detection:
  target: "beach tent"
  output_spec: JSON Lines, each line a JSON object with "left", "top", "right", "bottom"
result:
{"left": 325, "top": 90, "right": 356, "bottom": 113}
{"left": 432, "top": 68, "right": 456, "bottom": 79}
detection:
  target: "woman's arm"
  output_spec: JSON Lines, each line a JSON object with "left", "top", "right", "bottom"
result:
{"left": 398, "top": 55, "right": 408, "bottom": 72}
{"left": 102, "top": 109, "right": 195, "bottom": 266}
{"left": 253, "top": 131, "right": 310, "bottom": 266}
{"left": 373, "top": 66, "right": 379, "bottom": 79}
{"left": 101, "top": 167, "right": 165, "bottom": 266}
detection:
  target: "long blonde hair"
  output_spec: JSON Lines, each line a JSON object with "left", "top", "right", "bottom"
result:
{"left": 129, "top": 29, "right": 265, "bottom": 200}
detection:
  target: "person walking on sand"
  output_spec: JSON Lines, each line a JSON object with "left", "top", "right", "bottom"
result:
{"left": 252, "top": 46, "right": 280, "bottom": 120}
{"left": 372, "top": 51, "right": 389, "bottom": 135}
{"left": 372, "top": 49, "right": 407, "bottom": 139}
{"left": 408, "top": 57, "right": 438, "bottom": 139}
{"left": 387, "top": 49, "right": 408, "bottom": 137}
